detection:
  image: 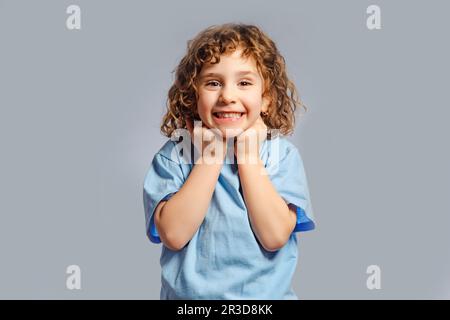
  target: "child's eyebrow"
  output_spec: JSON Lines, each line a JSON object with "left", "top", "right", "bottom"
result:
{"left": 200, "top": 71, "right": 259, "bottom": 79}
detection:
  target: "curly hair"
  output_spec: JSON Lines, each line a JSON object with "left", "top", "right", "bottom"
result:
{"left": 160, "top": 23, "right": 306, "bottom": 138}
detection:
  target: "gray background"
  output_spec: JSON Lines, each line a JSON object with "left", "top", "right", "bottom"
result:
{"left": 0, "top": 0, "right": 449, "bottom": 299}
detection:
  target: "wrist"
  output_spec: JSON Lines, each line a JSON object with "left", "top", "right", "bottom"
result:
{"left": 193, "top": 139, "right": 227, "bottom": 165}
{"left": 236, "top": 150, "right": 262, "bottom": 165}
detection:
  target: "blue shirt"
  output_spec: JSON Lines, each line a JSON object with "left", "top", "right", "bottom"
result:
{"left": 143, "top": 136, "right": 315, "bottom": 299}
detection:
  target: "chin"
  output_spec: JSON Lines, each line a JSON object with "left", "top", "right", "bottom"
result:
{"left": 221, "top": 129, "right": 242, "bottom": 139}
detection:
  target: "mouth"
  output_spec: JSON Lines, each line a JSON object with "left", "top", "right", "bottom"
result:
{"left": 212, "top": 112, "right": 245, "bottom": 122}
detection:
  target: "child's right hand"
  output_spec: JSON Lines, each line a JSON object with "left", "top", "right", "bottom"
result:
{"left": 185, "top": 116, "right": 227, "bottom": 165}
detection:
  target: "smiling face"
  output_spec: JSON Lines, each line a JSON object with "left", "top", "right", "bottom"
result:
{"left": 195, "top": 47, "right": 269, "bottom": 138}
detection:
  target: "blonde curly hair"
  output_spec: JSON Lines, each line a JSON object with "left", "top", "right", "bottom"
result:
{"left": 160, "top": 23, "right": 306, "bottom": 138}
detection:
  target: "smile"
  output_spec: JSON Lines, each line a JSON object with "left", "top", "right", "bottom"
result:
{"left": 213, "top": 112, "right": 244, "bottom": 122}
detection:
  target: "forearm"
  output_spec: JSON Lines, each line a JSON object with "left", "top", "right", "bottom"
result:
{"left": 157, "top": 162, "right": 222, "bottom": 250}
{"left": 238, "top": 158, "right": 296, "bottom": 251}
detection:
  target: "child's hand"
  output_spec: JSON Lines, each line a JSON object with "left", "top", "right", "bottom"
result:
{"left": 234, "top": 116, "right": 268, "bottom": 164}
{"left": 186, "top": 116, "right": 227, "bottom": 165}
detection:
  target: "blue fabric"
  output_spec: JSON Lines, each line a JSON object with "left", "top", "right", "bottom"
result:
{"left": 143, "top": 136, "right": 315, "bottom": 299}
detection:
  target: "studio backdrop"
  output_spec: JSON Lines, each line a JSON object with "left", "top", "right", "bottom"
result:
{"left": 0, "top": 0, "right": 449, "bottom": 299}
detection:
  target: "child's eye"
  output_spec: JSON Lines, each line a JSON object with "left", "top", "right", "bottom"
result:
{"left": 205, "top": 80, "right": 252, "bottom": 87}
{"left": 206, "top": 81, "right": 221, "bottom": 87}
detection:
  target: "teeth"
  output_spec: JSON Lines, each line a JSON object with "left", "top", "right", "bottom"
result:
{"left": 214, "top": 112, "right": 242, "bottom": 118}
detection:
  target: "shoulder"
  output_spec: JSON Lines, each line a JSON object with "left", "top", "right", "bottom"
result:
{"left": 144, "top": 139, "right": 186, "bottom": 182}
{"left": 278, "top": 137, "right": 299, "bottom": 154}
{"left": 154, "top": 139, "right": 183, "bottom": 164}
{"left": 266, "top": 136, "right": 301, "bottom": 163}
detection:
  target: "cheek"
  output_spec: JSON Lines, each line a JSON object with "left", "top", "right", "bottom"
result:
{"left": 242, "top": 94, "right": 264, "bottom": 113}
{"left": 197, "top": 93, "right": 215, "bottom": 112}
{"left": 195, "top": 99, "right": 207, "bottom": 118}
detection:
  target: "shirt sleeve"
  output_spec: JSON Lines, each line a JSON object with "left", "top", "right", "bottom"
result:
{"left": 143, "top": 153, "right": 185, "bottom": 244}
{"left": 269, "top": 146, "right": 316, "bottom": 232}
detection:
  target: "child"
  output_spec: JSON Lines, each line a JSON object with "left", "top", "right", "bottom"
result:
{"left": 143, "top": 23, "right": 316, "bottom": 299}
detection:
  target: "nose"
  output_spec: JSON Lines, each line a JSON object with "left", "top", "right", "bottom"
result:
{"left": 218, "top": 84, "right": 237, "bottom": 105}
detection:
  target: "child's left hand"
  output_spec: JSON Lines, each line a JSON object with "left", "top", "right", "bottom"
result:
{"left": 234, "top": 116, "right": 268, "bottom": 163}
